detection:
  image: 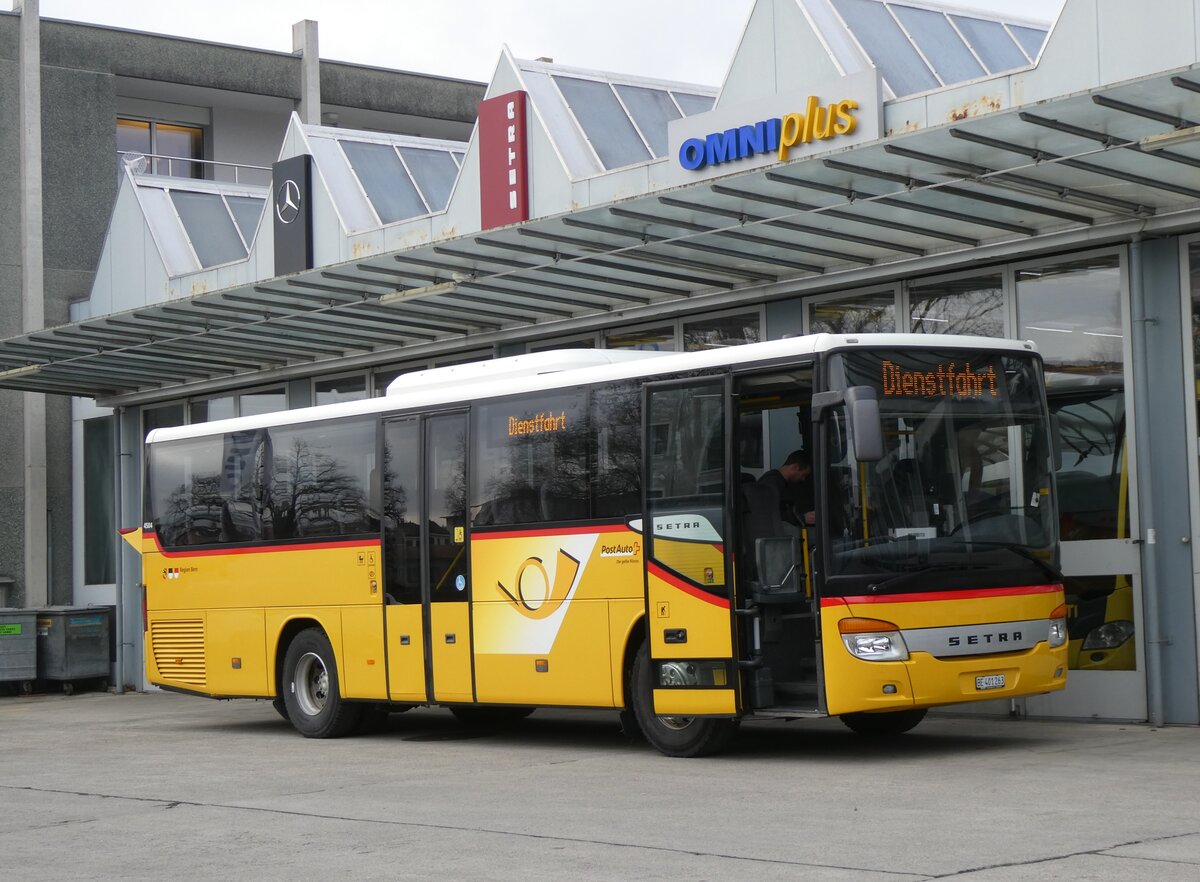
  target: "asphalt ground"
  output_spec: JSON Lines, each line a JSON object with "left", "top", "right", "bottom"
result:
{"left": 1, "top": 691, "right": 1197, "bottom": 881}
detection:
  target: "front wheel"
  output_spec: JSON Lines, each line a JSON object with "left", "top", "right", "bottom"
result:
{"left": 840, "top": 707, "right": 927, "bottom": 737}
{"left": 282, "top": 628, "right": 362, "bottom": 738}
{"left": 630, "top": 641, "right": 738, "bottom": 757}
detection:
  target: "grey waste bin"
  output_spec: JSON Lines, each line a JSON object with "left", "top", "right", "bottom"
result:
{"left": 36, "top": 606, "right": 112, "bottom": 693}
{"left": 0, "top": 609, "right": 37, "bottom": 693}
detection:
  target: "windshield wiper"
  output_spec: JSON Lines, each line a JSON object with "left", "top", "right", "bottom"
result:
{"left": 956, "top": 540, "right": 1063, "bottom": 582}
{"left": 865, "top": 562, "right": 991, "bottom": 594}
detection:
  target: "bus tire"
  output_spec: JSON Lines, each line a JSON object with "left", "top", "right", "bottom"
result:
{"left": 630, "top": 641, "right": 738, "bottom": 757}
{"left": 840, "top": 708, "right": 927, "bottom": 737}
{"left": 450, "top": 705, "right": 534, "bottom": 727}
{"left": 282, "top": 628, "right": 362, "bottom": 738}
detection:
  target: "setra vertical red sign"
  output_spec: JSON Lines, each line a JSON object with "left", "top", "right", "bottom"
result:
{"left": 478, "top": 90, "right": 530, "bottom": 230}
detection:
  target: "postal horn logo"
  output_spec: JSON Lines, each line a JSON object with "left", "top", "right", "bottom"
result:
{"left": 497, "top": 549, "right": 581, "bottom": 620}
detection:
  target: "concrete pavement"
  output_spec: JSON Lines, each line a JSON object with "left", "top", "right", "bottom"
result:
{"left": 1, "top": 691, "right": 1197, "bottom": 880}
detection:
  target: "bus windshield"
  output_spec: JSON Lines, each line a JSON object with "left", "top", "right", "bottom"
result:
{"left": 821, "top": 348, "right": 1057, "bottom": 595}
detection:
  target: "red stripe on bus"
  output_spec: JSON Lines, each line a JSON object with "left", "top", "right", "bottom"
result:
{"left": 647, "top": 561, "right": 730, "bottom": 609}
{"left": 152, "top": 536, "right": 381, "bottom": 558}
{"left": 473, "top": 523, "right": 633, "bottom": 540}
{"left": 820, "top": 583, "right": 1062, "bottom": 607}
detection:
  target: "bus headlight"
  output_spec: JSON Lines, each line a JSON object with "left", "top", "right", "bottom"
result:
{"left": 839, "top": 617, "right": 909, "bottom": 661}
{"left": 1081, "top": 620, "right": 1134, "bottom": 650}
{"left": 1048, "top": 604, "right": 1068, "bottom": 649}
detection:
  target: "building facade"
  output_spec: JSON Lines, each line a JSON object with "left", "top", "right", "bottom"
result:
{"left": 3, "top": 0, "right": 1200, "bottom": 726}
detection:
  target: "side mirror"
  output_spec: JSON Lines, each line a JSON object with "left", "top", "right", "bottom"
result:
{"left": 845, "top": 386, "right": 883, "bottom": 462}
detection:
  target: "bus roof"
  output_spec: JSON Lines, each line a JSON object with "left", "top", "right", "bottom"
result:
{"left": 145, "top": 333, "right": 1039, "bottom": 444}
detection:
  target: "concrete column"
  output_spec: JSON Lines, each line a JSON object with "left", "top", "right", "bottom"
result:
{"left": 16, "top": 0, "right": 48, "bottom": 609}
{"left": 292, "top": 20, "right": 321, "bottom": 125}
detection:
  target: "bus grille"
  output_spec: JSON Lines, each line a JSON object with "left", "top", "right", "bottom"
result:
{"left": 151, "top": 619, "right": 206, "bottom": 687}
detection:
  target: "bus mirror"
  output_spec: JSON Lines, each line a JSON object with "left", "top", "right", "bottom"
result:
{"left": 755, "top": 536, "right": 802, "bottom": 597}
{"left": 846, "top": 386, "right": 883, "bottom": 462}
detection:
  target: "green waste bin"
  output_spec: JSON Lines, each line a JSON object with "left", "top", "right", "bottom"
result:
{"left": 36, "top": 606, "right": 112, "bottom": 694}
{"left": 0, "top": 609, "right": 37, "bottom": 693}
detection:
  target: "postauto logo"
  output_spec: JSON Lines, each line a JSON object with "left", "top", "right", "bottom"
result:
{"left": 678, "top": 95, "right": 859, "bottom": 172}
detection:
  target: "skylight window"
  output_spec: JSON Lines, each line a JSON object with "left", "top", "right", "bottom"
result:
{"left": 304, "top": 127, "right": 468, "bottom": 233}
{"left": 826, "top": 0, "right": 1048, "bottom": 97}
{"left": 137, "top": 179, "right": 266, "bottom": 276}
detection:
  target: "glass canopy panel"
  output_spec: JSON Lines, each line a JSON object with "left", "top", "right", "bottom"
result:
{"left": 552, "top": 75, "right": 653, "bottom": 169}
{"left": 339, "top": 140, "right": 428, "bottom": 224}
{"left": 613, "top": 83, "right": 681, "bottom": 157}
{"left": 307, "top": 135, "right": 379, "bottom": 232}
{"left": 396, "top": 146, "right": 459, "bottom": 211}
{"left": 169, "top": 190, "right": 247, "bottom": 268}
{"left": 950, "top": 15, "right": 1028, "bottom": 73}
{"left": 831, "top": 0, "right": 940, "bottom": 95}
{"left": 138, "top": 186, "right": 199, "bottom": 276}
{"left": 1009, "top": 24, "right": 1048, "bottom": 61}
{"left": 225, "top": 195, "right": 265, "bottom": 246}
{"left": 891, "top": 5, "right": 985, "bottom": 84}
{"left": 673, "top": 92, "right": 716, "bottom": 116}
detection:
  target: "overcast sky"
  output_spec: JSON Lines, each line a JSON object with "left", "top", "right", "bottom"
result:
{"left": 28, "top": 0, "right": 1064, "bottom": 85}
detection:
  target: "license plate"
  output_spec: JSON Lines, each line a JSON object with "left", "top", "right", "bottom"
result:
{"left": 976, "top": 674, "right": 1006, "bottom": 691}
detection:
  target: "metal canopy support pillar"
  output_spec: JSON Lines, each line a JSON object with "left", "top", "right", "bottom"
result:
{"left": 112, "top": 409, "right": 124, "bottom": 694}
{"left": 17, "top": 0, "right": 48, "bottom": 609}
{"left": 1129, "top": 239, "right": 1165, "bottom": 726}
{"left": 293, "top": 20, "right": 321, "bottom": 125}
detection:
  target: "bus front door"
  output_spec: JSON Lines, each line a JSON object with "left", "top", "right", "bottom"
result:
{"left": 642, "top": 377, "right": 740, "bottom": 717}
{"left": 382, "top": 413, "right": 473, "bottom": 705}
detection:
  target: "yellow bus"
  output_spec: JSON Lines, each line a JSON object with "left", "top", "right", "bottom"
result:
{"left": 128, "top": 334, "right": 1068, "bottom": 756}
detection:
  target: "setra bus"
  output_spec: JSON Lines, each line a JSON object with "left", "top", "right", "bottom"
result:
{"left": 127, "top": 333, "right": 1068, "bottom": 756}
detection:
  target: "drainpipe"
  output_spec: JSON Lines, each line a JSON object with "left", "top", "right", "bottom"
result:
{"left": 113, "top": 407, "right": 124, "bottom": 694}
{"left": 1130, "top": 237, "right": 1164, "bottom": 725}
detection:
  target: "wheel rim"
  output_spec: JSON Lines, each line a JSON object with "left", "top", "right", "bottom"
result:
{"left": 293, "top": 651, "right": 329, "bottom": 717}
{"left": 656, "top": 662, "right": 695, "bottom": 730}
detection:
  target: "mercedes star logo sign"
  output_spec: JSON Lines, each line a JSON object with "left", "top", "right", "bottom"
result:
{"left": 275, "top": 179, "right": 302, "bottom": 224}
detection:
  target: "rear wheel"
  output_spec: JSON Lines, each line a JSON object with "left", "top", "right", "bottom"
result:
{"left": 630, "top": 641, "right": 738, "bottom": 757}
{"left": 282, "top": 628, "right": 362, "bottom": 738}
{"left": 840, "top": 708, "right": 927, "bottom": 737}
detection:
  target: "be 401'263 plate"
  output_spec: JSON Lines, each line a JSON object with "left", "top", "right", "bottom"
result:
{"left": 976, "top": 674, "right": 1006, "bottom": 691}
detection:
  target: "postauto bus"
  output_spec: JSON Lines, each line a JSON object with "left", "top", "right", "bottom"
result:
{"left": 127, "top": 334, "right": 1068, "bottom": 756}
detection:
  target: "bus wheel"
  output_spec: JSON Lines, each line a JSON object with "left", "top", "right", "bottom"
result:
{"left": 840, "top": 708, "right": 927, "bottom": 737}
{"left": 282, "top": 628, "right": 362, "bottom": 738}
{"left": 630, "top": 642, "right": 738, "bottom": 757}
{"left": 450, "top": 706, "right": 534, "bottom": 727}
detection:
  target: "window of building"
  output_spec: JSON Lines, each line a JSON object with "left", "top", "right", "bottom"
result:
{"left": 117, "top": 118, "right": 203, "bottom": 178}
{"left": 807, "top": 290, "right": 897, "bottom": 333}
{"left": 315, "top": 374, "right": 368, "bottom": 406}
{"left": 683, "top": 311, "right": 761, "bottom": 351}
{"left": 188, "top": 388, "right": 286, "bottom": 423}
{"left": 83, "top": 417, "right": 115, "bottom": 585}
{"left": 909, "top": 273, "right": 1005, "bottom": 337}
{"left": 605, "top": 325, "right": 676, "bottom": 351}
